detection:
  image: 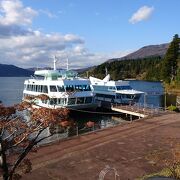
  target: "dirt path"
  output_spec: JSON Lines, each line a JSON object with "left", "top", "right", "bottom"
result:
{"left": 23, "top": 113, "right": 180, "bottom": 180}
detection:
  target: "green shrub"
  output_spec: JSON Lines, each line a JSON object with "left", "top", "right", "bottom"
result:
{"left": 167, "top": 105, "right": 179, "bottom": 112}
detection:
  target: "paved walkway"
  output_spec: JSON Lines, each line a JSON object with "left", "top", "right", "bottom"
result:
{"left": 23, "top": 113, "right": 180, "bottom": 180}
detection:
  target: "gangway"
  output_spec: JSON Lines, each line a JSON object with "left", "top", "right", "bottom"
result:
{"left": 111, "top": 103, "right": 164, "bottom": 119}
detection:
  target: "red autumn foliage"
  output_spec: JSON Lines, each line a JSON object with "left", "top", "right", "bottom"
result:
{"left": 0, "top": 98, "right": 70, "bottom": 180}
{"left": 86, "top": 121, "right": 95, "bottom": 128}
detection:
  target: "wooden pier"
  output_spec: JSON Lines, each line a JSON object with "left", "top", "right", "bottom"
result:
{"left": 111, "top": 103, "right": 164, "bottom": 118}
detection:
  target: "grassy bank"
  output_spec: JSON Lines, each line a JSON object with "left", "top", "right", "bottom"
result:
{"left": 138, "top": 165, "right": 180, "bottom": 180}
{"left": 165, "top": 82, "right": 180, "bottom": 95}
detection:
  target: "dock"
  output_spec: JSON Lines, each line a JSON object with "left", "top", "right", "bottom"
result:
{"left": 111, "top": 103, "right": 164, "bottom": 118}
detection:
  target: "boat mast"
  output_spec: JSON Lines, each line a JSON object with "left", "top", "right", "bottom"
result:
{"left": 105, "top": 67, "right": 108, "bottom": 76}
{"left": 53, "top": 56, "right": 57, "bottom": 70}
{"left": 66, "top": 57, "right": 69, "bottom": 71}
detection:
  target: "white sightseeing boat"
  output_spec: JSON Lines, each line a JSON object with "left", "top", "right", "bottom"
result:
{"left": 90, "top": 74, "right": 144, "bottom": 105}
{"left": 23, "top": 59, "right": 96, "bottom": 110}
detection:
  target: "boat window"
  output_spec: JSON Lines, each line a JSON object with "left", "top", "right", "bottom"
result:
{"left": 93, "top": 85, "right": 108, "bottom": 91}
{"left": 57, "top": 86, "right": 65, "bottom": 92}
{"left": 77, "top": 97, "right": 84, "bottom": 104}
{"left": 104, "top": 94, "right": 115, "bottom": 99}
{"left": 96, "top": 93, "right": 104, "bottom": 97}
{"left": 59, "top": 98, "right": 67, "bottom": 105}
{"left": 126, "top": 95, "right": 132, "bottom": 99}
{"left": 134, "top": 94, "right": 140, "bottom": 100}
{"left": 82, "top": 85, "right": 91, "bottom": 91}
{"left": 68, "top": 98, "right": 76, "bottom": 105}
{"left": 75, "top": 85, "right": 83, "bottom": 91}
{"left": 35, "top": 85, "right": 38, "bottom": 92}
{"left": 42, "top": 86, "right": 48, "bottom": 93}
{"left": 29, "top": 85, "right": 32, "bottom": 91}
{"left": 37, "top": 85, "right": 39, "bottom": 92}
{"left": 37, "top": 85, "right": 41, "bottom": 92}
{"left": 39, "top": 85, "right": 43, "bottom": 92}
{"left": 42, "top": 99, "right": 48, "bottom": 104}
{"left": 66, "top": 85, "right": 74, "bottom": 92}
{"left": 57, "top": 98, "right": 64, "bottom": 105}
{"left": 49, "top": 98, "right": 57, "bottom": 105}
{"left": 108, "top": 86, "right": 116, "bottom": 91}
{"left": 116, "top": 95, "right": 122, "bottom": 99}
{"left": 50, "top": 86, "right": 57, "bottom": 92}
{"left": 85, "top": 97, "right": 92, "bottom": 103}
{"left": 121, "top": 94, "right": 126, "bottom": 98}
{"left": 116, "top": 86, "right": 132, "bottom": 90}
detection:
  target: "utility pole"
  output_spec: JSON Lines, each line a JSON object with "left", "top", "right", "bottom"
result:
{"left": 144, "top": 93, "right": 147, "bottom": 108}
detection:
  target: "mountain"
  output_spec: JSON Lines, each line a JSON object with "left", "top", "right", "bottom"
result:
{"left": 108, "top": 43, "right": 169, "bottom": 62}
{"left": 0, "top": 64, "right": 33, "bottom": 77}
{"left": 75, "top": 66, "right": 96, "bottom": 73}
{"left": 0, "top": 63, "right": 94, "bottom": 77}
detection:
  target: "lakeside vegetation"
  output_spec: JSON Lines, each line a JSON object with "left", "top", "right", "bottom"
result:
{"left": 86, "top": 34, "right": 180, "bottom": 93}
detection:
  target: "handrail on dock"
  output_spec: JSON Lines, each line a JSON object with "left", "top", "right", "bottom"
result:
{"left": 111, "top": 103, "right": 164, "bottom": 118}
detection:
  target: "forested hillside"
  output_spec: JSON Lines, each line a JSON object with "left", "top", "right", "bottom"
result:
{"left": 160, "top": 34, "right": 180, "bottom": 90}
{"left": 87, "top": 56, "right": 162, "bottom": 80}
{"left": 87, "top": 34, "right": 180, "bottom": 89}
{"left": 0, "top": 64, "right": 33, "bottom": 77}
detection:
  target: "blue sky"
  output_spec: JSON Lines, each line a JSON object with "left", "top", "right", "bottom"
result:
{"left": 0, "top": 0, "right": 179, "bottom": 68}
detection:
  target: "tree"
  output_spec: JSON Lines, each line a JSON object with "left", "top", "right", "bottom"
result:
{"left": 0, "top": 95, "right": 70, "bottom": 180}
{"left": 161, "top": 34, "right": 180, "bottom": 83}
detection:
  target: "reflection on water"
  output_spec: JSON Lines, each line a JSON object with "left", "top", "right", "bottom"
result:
{"left": 36, "top": 111, "right": 126, "bottom": 145}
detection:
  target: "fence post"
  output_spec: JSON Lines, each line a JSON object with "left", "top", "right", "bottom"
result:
{"left": 76, "top": 124, "right": 79, "bottom": 136}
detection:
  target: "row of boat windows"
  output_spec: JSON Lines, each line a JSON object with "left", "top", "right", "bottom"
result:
{"left": 25, "top": 84, "right": 91, "bottom": 93}
{"left": 24, "top": 94, "right": 93, "bottom": 105}
{"left": 96, "top": 93, "right": 137, "bottom": 99}
{"left": 93, "top": 85, "right": 132, "bottom": 91}
{"left": 25, "top": 85, "right": 48, "bottom": 93}
{"left": 48, "top": 97, "right": 93, "bottom": 105}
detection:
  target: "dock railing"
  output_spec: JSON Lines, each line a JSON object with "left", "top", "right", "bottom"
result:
{"left": 111, "top": 102, "right": 164, "bottom": 117}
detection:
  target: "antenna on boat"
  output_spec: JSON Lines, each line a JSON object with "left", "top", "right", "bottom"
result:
{"left": 53, "top": 55, "right": 57, "bottom": 70}
{"left": 105, "top": 67, "right": 108, "bottom": 76}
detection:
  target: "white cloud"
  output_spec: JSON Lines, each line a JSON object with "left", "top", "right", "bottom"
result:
{"left": 129, "top": 6, "right": 154, "bottom": 24}
{"left": 0, "top": 0, "right": 38, "bottom": 26}
{"left": 0, "top": 0, "right": 131, "bottom": 69}
{"left": 39, "top": 9, "right": 57, "bottom": 18}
